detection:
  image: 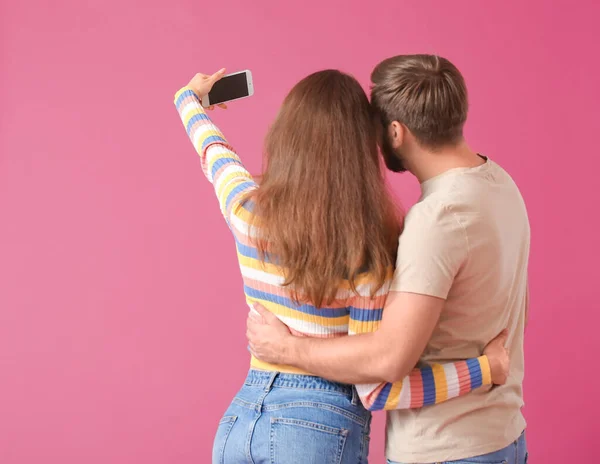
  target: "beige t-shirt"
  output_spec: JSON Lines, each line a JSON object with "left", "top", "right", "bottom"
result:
{"left": 386, "top": 158, "right": 529, "bottom": 463}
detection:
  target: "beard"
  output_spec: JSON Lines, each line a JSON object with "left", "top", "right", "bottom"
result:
{"left": 380, "top": 132, "right": 407, "bottom": 173}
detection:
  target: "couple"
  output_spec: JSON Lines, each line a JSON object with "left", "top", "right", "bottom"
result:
{"left": 174, "top": 54, "right": 529, "bottom": 464}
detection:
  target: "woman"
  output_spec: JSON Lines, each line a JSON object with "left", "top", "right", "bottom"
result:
{"left": 174, "top": 69, "right": 508, "bottom": 464}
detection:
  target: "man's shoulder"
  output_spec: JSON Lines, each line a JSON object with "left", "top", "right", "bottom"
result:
{"left": 392, "top": 191, "right": 469, "bottom": 298}
{"left": 399, "top": 196, "right": 467, "bottom": 256}
{"left": 404, "top": 195, "right": 455, "bottom": 229}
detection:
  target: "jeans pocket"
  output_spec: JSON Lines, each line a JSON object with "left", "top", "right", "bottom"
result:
{"left": 270, "top": 417, "right": 348, "bottom": 464}
{"left": 212, "top": 415, "right": 237, "bottom": 464}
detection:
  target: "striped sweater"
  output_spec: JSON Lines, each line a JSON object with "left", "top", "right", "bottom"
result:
{"left": 174, "top": 86, "right": 492, "bottom": 411}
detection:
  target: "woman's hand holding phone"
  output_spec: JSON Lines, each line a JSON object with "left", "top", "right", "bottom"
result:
{"left": 187, "top": 69, "right": 228, "bottom": 111}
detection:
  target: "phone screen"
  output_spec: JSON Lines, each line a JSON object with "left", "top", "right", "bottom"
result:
{"left": 208, "top": 73, "right": 249, "bottom": 105}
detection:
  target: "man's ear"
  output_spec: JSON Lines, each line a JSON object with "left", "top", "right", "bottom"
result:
{"left": 388, "top": 121, "right": 405, "bottom": 149}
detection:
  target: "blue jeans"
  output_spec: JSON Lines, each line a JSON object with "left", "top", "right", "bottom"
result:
{"left": 212, "top": 370, "right": 372, "bottom": 464}
{"left": 387, "top": 430, "right": 528, "bottom": 464}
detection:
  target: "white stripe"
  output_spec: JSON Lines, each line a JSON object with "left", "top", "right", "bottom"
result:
{"left": 329, "top": 283, "right": 386, "bottom": 301}
{"left": 355, "top": 383, "right": 378, "bottom": 397}
{"left": 240, "top": 265, "right": 285, "bottom": 286}
{"left": 278, "top": 315, "right": 348, "bottom": 335}
{"left": 193, "top": 128, "right": 226, "bottom": 152}
{"left": 397, "top": 375, "right": 412, "bottom": 409}
{"left": 214, "top": 164, "right": 249, "bottom": 193}
{"left": 351, "top": 282, "right": 388, "bottom": 298}
{"left": 443, "top": 362, "right": 460, "bottom": 399}
{"left": 181, "top": 101, "right": 200, "bottom": 121}
{"left": 334, "top": 288, "right": 355, "bottom": 300}
{"left": 230, "top": 213, "right": 260, "bottom": 238}
{"left": 248, "top": 304, "right": 259, "bottom": 316}
{"left": 190, "top": 130, "right": 225, "bottom": 182}
{"left": 198, "top": 133, "right": 228, "bottom": 156}
{"left": 191, "top": 124, "right": 205, "bottom": 149}
{"left": 206, "top": 146, "right": 238, "bottom": 183}
{"left": 201, "top": 134, "right": 228, "bottom": 153}
{"left": 239, "top": 260, "right": 386, "bottom": 303}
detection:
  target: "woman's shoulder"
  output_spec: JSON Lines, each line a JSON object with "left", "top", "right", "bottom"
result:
{"left": 337, "top": 267, "right": 393, "bottom": 306}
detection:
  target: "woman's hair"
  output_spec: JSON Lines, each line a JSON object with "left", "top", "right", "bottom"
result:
{"left": 248, "top": 70, "right": 401, "bottom": 308}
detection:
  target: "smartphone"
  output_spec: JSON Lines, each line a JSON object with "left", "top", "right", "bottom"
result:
{"left": 201, "top": 70, "right": 254, "bottom": 107}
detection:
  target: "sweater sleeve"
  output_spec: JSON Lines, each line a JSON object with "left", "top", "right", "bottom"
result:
{"left": 349, "top": 299, "right": 493, "bottom": 411}
{"left": 174, "top": 87, "right": 257, "bottom": 225}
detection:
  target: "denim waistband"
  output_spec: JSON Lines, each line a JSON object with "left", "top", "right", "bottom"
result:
{"left": 244, "top": 369, "right": 354, "bottom": 396}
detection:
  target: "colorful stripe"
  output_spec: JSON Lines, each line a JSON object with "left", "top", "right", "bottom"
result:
{"left": 466, "top": 357, "right": 483, "bottom": 389}
{"left": 362, "top": 355, "right": 493, "bottom": 411}
{"left": 443, "top": 362, "right": 460, "bottom": 398}
{"left": 421, "top": 366, "right": 436, "bottom": 406}
{"left": 480, "top": 355, "right": 492, "bottom": 386}
{"left": 384, "top": 381, "right": 405, "bottom": 409}
{"left": 409, "top": 369, "right": 424, "bottom": 408}
{"left": 174, "top": 85, "right": 494, "bottom": 412}
{"left": 456, "top": 360, "right": 473, "bottom": 395}
{"left": 432, "top": 363, "right": 449, "bottom": 403}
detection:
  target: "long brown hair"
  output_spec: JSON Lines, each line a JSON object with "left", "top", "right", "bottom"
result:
{"left": 247, "top": 70, "right": 401, "bottom": 308}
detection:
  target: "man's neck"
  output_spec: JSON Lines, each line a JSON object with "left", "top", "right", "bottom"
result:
{"left": 405, "top": 140, "right": 484, "bottom": 184}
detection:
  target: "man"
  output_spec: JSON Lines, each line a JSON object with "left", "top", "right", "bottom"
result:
{"left": 247, "top": 54, "right": 529, "bottom": 464}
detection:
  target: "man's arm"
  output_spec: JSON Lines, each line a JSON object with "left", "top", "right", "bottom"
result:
{"left": 249, "top": 291, "right": 443, "bottom": 384}
{"left": 247, "top": 203, "right": 469, "bottom": 385}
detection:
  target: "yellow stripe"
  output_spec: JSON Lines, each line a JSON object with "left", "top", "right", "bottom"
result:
{"left": 479, "top": 355, "right": 492, "bottom": 386}
{"left": 183, "top": 105, "right": 204, "bottom": 127}
{"left": 218, "top": 176, "right": 242, "bottom": 213}
{"left": 250, "top": 357, "right": 312, "bottom": 375}
{"left": 182, "top": 107, "right": 196, "bottom": 126}
{"left": 239, "top": 253, "right": 351, "bottom": 301}
{"left": 205, "top": 127, "right": 222, "bottom": 143}
{"left": 216, "top": 172, "right": 252, "bottom": 213}
{"left": 263, "top": 302, "right": 349, "bottom": 327}
{"left": 384, "top": 380, "right": 404, "bottom": 410}
{"left": 237, "top": 254, "right": 281, "bottom": 275}
{"left": 432, "top": 363, "right": 448, "bottom": 403}
{"left": 234, "top": 202, "right": 255, "bottom": 223}
{"left": 238, "top": 254, "right": 388, "bottom": 312}
{"left": 174, "top": 86, "right": 193, "bottom": 103}
{"left": 217, "top": 171, "right": 253, "bottom": 197}
{"left": 238, "top": 255, "right": 391, "bottom": 292}
{"left": 349, "top": 319, "right": 381, "bottom": 334}
{"left": 244, "top": 291, "right": 350, "bottom": 328}
{"left": 195, "top": 127, "right": 224, "bottom": 153}
{"left": 237, "top": 245, "right": 391, "bottom": 284}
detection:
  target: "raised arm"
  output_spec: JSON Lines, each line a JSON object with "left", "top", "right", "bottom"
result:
{"left": 174, "top": 71, "right": 257, "bottom": 225}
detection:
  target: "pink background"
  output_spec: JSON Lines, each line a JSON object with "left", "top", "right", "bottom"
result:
{"left": 1, "top": 1, "right": 598, "bottom": 462}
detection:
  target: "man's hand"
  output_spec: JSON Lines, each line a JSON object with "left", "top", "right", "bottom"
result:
{"left": 245, "top": 292, "right": 444, "bottom": 385}
{"left": 186, "top": 69, "right": 228, "bottom": 110}
{"left": 246, "top": 304, "right": 294, "bottom": 364}
{"left": 483, "top": 329, "right": 510, "bottom": 385}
